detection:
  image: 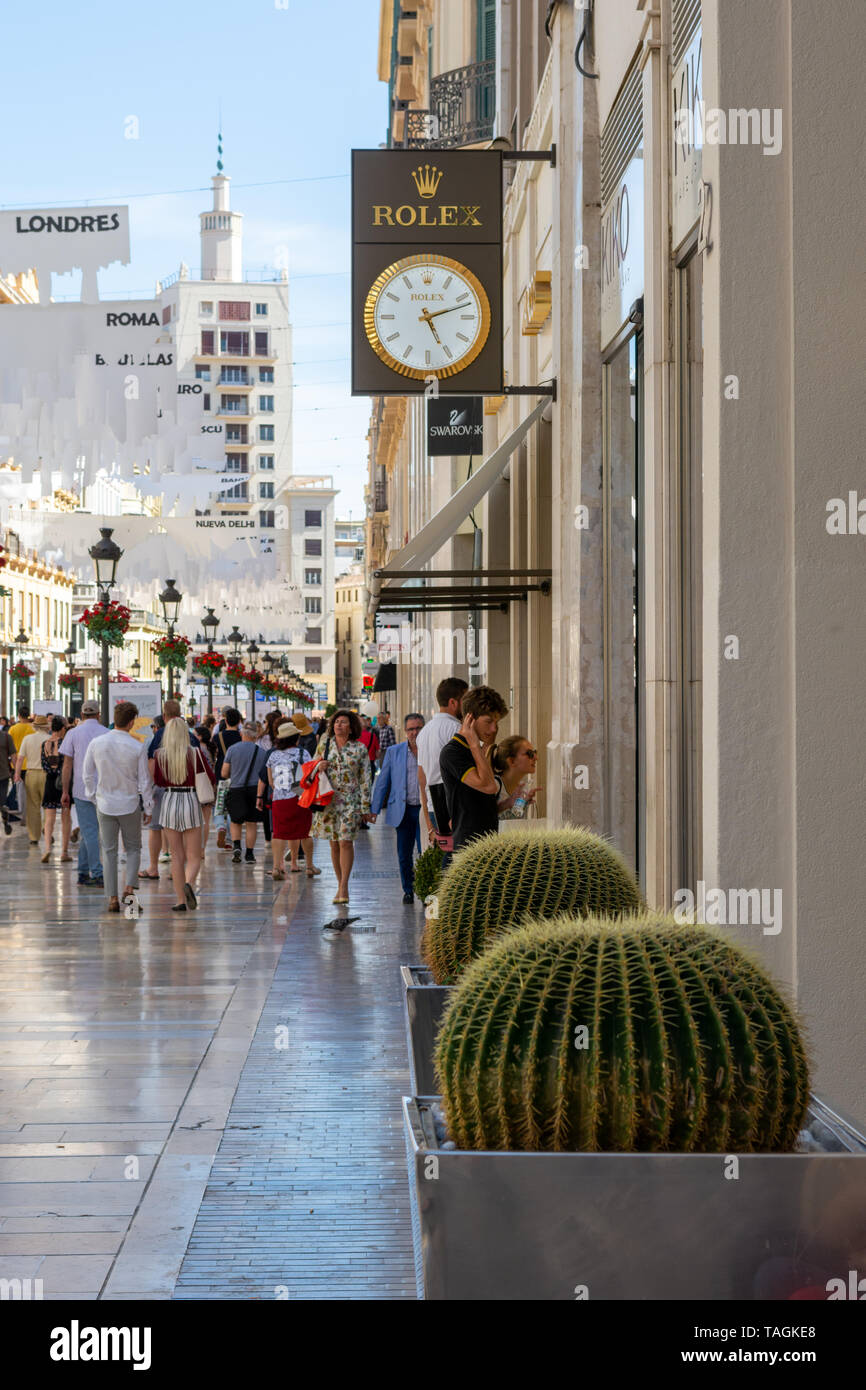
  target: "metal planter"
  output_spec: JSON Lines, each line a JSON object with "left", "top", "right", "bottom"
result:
{"left": 404, "top": 1095, "right": 866, "bottom": 1301}
{"left": 399, "top": 966, "right": 452, "bottom": 1096}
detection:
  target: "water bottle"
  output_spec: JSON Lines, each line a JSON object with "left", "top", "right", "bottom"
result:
{"left": 511, "top": 779, "right": 530, "bottom": 818}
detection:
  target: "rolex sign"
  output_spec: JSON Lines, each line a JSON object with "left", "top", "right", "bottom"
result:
{"left": 351, "top": 149, "right": 503, "bottom": 396}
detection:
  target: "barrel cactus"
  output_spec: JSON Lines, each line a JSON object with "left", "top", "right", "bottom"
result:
{"left": 434, "top": 916, "right": 810, "bottom": 1153}
{"left": 413, "top": 844, "right": 444, "bottom": 903}
{"left": 421, "top": 828, "right": 642, "bottom": 984}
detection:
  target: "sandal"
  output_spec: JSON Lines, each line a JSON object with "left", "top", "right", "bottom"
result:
{"left": 306, "top": 866, "right": 322, "bottom": 876}
{"left": 332, "top": 894, "right": 349, "bottom": 904}
{"left": 272, "top": 870, "right": 286, "bottom": 881}
{"left": 139, "top": 870, "right": 160, "bottom": 880}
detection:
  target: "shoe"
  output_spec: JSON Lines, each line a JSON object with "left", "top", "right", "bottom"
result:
{"left": 184, "top": 882, "right": 197, "bottom": 910}
{"left": 89, "top": 878, "right": 104, "bottom": 888}
{"left": 159, "top": 851, "right": 171, "bottom": 863}
{"left": 244, "top": 852, "right": 256, "bottom": 864}
{"left": 272, "top": 869, "right": 286, "bottom": 881}
{"left": 138, "top": 869, "right": 159, "bottom": 880}
{"left": 60, "top": 852, "right": 72, "bottom": 862}
{"left": 30, "top": 839, "right": 39, "bottom": 846}
{"left": 70, "top": 828, "right": 79, "bottom": 843}
{"left": 2, "top": 818, "right": 11, "bottom": 837}
{"left": 171, "top": 903, "right": 187, "bottom": 912}
{"left": 333, "top": 894, "right": 349, "bottom": 904}
{"left": 402, "top": 892, "right": 414, "bottom": 904}
{"left": 232, "top": 849, "right": 242, "bottom": 863}
{"left": 77, "top": 874, "right": 90, "bottom": 885}
{"left": 107, "top": 898, "right": 121, "bottom": 913}
{"left": 41, "top": 850, "right": 51, "bottom": 863}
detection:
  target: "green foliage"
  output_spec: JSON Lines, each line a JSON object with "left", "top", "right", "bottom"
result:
{"left": 413, "top": 843, "right": 443, "bottom": 902}
{"left": 421, "top": 828, "right": 642, "bottom": 984}
{"left": 435, "top": 915, "right": 811, "bottom": 1153}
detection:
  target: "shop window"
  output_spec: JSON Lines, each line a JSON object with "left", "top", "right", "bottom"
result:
{"left": 602, "top": 331, "right": 644, "bottom": 876}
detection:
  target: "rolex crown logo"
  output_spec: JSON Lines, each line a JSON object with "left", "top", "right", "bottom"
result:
{"left": 411, "top": 163, "right": 443, "bottom": 199}
{"left": 421, "top": 270, "right": 434, "bottom": 284}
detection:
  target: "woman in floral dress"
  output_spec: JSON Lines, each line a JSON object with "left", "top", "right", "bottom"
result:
{"left": 311, "top": 709, "right": 373, "bottom": 903}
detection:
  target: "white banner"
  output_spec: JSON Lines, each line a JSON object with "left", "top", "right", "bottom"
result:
{"left": 108, "top": 681, "right": 163, "bottom": 742}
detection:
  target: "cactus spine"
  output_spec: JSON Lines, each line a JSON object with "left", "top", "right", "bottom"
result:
{"left": 434, "top": 916, "right": 810, "bottom": 1153}
{"left": 421, "top": 828, "right": 643, "bottom": 984}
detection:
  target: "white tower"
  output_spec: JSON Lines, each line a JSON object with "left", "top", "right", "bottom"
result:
{"left": 200, "top": 173, "right": 243, "bottom": 282}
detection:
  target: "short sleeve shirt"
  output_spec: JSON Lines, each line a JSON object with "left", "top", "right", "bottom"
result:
{"left": 223, "top": 741, "right": 268, "bottom": 789}
{"left": 266, "top": 748, "right": 312, "bottom": 801}
{"left": 438, "top": 735, "right": 500, "bottom": 851}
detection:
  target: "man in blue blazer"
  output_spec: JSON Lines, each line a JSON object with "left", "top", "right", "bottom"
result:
{"left": 370, "top": 713, "right": 425, "bottom": 903}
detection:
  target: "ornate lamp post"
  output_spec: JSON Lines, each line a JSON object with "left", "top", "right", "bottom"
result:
{"left": 131, "top": 658, "right": 141, "bottom": 680}
{"left": 245, "top": 639, "right": 259, "bottom": 717}
{"left": 158, "top": 579, "right": 183, "bottom": 700}
{"left": 10, "top": 627, "right": 29, "bottom": 718}
{"left": 63, "top": 640, "right": 77, "bottom": 718}
{"left": 201, "top": 607, "right": 220, "bottom": 716}
{"left": 88, "top": 528, "right": 124, "bottom": 726}
{"left": 227, "top": 626, "right": 244, "bottom": 709}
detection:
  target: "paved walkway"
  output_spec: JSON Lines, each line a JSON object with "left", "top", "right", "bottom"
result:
{"left": 0, "top": 819, "right": 420, "bottom": 1300}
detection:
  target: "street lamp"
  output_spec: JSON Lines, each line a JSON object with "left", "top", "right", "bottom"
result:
{"left": 201, "top": 607, "right": 220, "bottom": 716}
{"left": 131, "top": 658, "right": 141, "bottom": 680}
{"left": 227, "top": 626, "right": 244, "bottom": 708}
{"left": 63, "top": 640, "right": 77, "bottom": 718}
{"left": 245, "top": 639, "right": 259, "bottom": 718}
{"left": 159, "top": 578, "right": 184, "bottom": 700}
{"left": 10, "top": 627, "right": 29, "bottom": 718}
{"left": 88, "top": 528, "right": 124, "bottom": 726}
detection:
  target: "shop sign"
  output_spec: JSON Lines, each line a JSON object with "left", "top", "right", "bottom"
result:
{"left": 672, "top": 29, "right": 703, "bottom": 249}
{"left": 600, "top": 156, "right": 644, "bottom": 347}
{"left": 427, "top": 396, "right": 483, "bottom": 455}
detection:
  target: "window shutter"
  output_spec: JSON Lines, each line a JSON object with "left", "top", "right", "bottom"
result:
{"left": 477, "top": 0, "right": 495, "bottom": 62}
{"left": 201, "top": 330, "right": 214, "bottom": 354}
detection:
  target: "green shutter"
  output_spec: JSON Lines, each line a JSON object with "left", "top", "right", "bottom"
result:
{"left": 477, "top": 0, "right": 496, "bottom": 63}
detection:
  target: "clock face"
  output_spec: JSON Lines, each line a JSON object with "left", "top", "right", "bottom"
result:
{"left": 364, "top": 253, "right": 491, "bottom": 380}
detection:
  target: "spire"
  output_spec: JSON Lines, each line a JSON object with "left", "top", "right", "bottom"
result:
{"left": 216, "top": 128, "right": 224, "bottom": 175}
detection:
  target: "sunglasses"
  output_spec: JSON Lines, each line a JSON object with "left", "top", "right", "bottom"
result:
{"left": 524, "top": 749, "right": 538, "bottom": 758}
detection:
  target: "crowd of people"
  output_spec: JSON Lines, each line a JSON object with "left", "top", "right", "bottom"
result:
{"left": 0, "top": 680, "right": 540, "bottom": 911}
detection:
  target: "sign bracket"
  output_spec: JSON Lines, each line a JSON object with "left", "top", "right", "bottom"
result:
{"left": 504, "top": 380, "right": 557, "bottom": 402}
{"left": 503, "top": 145, "right": 557, "bottom": 168}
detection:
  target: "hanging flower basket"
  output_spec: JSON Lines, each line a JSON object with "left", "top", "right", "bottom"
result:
{"left": 10, "top": 661, "right": 33, "bottom": 686}
{"left": 58, "top": 672, "right": 81, "bottom": 689}
{"left": 192, "top": 650, "right": 225, "bottom": 677}
{"left": 152, "top": 633, "right": 191, "bottom": 671}
{"left": 225, "top": 659, "right": 246, "bottom": 684}
{"left": 78, "top": 599, "right": 130, "bottom": 649}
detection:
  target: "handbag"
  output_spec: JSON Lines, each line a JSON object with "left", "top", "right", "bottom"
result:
{"left": 193, "top": 748, "right": 215, "bottom": 805}
{"left": 299, "top": 739, "right": 335, "bottom": 811}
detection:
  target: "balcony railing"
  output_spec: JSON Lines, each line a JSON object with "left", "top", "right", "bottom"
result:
{"left": 405, "top": 59, "right": 495, "bottom": 149}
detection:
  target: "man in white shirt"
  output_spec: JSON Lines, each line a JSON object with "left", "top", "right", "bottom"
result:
{"left": 60, "top": 701, "right": 108, "bottom": 885}
{"left": 83, "top": 701, "right": 154, "bottom": 913}
{"left": 415, "top": 677, "right": 468, "bottom": 846}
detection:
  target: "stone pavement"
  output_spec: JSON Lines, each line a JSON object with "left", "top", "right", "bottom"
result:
{"left": 0, "top": 818, "right": 421, "bottom": 1300}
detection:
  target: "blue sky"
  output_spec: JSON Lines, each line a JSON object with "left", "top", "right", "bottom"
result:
{"left": 0, "top": 0, "right": 386, "bottom": 519}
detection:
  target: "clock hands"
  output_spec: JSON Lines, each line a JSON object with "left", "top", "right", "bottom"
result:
{"left": 419, "top": 309, "right": 442, "bottom": 344}
{"left": 418, "top": 304, "right": 468, "bottom": 324}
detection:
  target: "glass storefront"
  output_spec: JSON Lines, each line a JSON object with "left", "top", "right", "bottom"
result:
{"left": 602, "top": 331, "right": 644, "bottom": 876}
{"left": 676, "top": 248, "right": 703, "bottom": 894}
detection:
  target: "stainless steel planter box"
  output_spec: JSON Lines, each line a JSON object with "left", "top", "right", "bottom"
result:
{"left": 404, "top": 1095, "right": 866, "bottom": 1300}
{"left": 400, "top": 966, "right": 452, "bottom": 1096}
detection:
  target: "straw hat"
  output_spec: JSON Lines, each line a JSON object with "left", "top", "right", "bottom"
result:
{"left": 32, "top": 714, "right": 50, "bottom": 730}
{"left": 291, "top": 711, "right": 313, "bottom": 736}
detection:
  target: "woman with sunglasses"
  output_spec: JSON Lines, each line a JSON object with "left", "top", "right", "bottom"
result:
{"left": 492, "top": 737, "right": 540, "bottom": 819}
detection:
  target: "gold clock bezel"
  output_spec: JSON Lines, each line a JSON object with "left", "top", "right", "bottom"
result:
{"left": 364, "top": 253, "right": 492, "bottom": 380}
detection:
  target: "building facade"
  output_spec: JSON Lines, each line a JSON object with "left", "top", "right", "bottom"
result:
{"left": 366, "top": 0, "right": 866, "bottom": 1128}
{"left": 1, "top": 527, "right": 75, "bottom": 715}
{"left": 335, "top": 565, "right": 367, "bottom": 706}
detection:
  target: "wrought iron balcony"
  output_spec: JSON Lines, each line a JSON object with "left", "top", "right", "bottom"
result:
{"left": 404, "top": 59, "right": 495, "bottom": 149}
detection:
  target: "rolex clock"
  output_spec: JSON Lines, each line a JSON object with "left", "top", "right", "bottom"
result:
{"left": 364, "top": 253, "right": 491, "bottom": 380}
